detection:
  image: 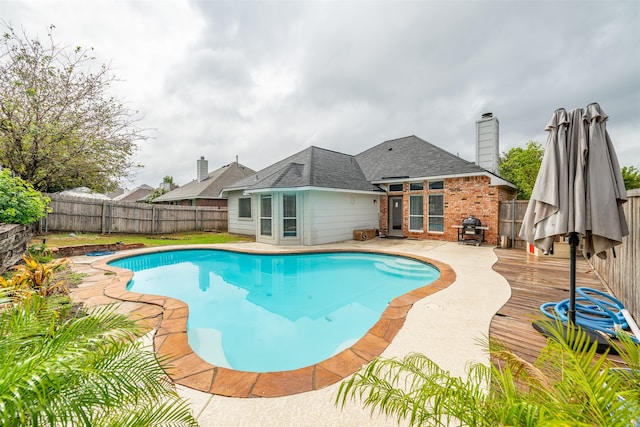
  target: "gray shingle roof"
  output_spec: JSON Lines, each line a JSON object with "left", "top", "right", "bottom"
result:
{"left": 226, "top": 146, "right": 382, "bottom": 193}
{"left": 224, "top": 136, "right": 513, "bottom": 194}
{"left": 155, "top": 162, "right": 255, "bottom": 202}
{"left": 355, "top": 135, "right": 489, "bottom": 182}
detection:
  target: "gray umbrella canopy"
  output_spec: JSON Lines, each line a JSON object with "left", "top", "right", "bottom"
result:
{"left": 520, "top": 103, "right": 629, "bottom": 324}
{"left": 581, "top": 103, "right": 629, "bottom": 258}
{"left": 519, "top": 108, "right": 571, "bottom": 253}
{"left": 519, "top": 103, "right": 628, "bottom": 259}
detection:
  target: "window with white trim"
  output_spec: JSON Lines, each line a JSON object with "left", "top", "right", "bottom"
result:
{"left": 282, "top": 194, "right": 296, "bottom": 237}
{"left": 260, "top": 195, "right": 272, "bottom": 236}
{"left": 409, "top": 195, "right": 424, "bottom": 231}
{"left": 428, "top": 194, "right": 444, "bottom": 232}
{"left": 238, "top": 197, "right": 251, "bottom": 219}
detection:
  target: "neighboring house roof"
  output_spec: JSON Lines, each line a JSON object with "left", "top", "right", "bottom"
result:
{"left": 114, "top": 185, "right": 154, "bottom": 202}
{"left": 225, "top": 146, "right": 383, "bottom": 194}
{"left": 155, "top": 162, "right": 256, "bottom": 202}
{"left": 107, "top": 187, "right": 125, "bottom": 199}
{"left": 58, "top": 187, "right": 111, "bottom": 200}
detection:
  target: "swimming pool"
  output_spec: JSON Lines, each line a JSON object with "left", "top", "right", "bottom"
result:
{"left": 109, "top": 249, "right": 440, "bottom": 372}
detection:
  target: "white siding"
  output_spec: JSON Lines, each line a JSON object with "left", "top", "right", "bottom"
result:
{"left": 232, "top": 189, "right": 380, "bottom": 245}
{"left": 475, "top": 115, "right": 500, "bottom": 174}
{"left": 303, "top": 191, "right": 380, "bottom": 245}
{"left": 227, "top": 191, "right": 256, "bottom": 236}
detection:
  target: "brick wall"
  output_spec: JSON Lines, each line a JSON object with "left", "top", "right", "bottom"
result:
{"left": 378, "top": 177, "right": 516, "bottom": 245}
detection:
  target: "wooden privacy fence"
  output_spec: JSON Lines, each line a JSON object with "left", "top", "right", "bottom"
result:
{"left": 39, "top": 194, "right": 228, "bottom": 234}
{"left": 587, "top": 189, "right": 639, "bottom": 322}
{"left": 498, "top": 199, "right": 530, "bottom": 249}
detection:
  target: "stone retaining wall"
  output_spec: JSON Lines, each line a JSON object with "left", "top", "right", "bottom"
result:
{"left": 53, "top": 243, "right": 145, "bottom": 257}
{"left": 0, "top": 223, "right": 35, "bottom": 274}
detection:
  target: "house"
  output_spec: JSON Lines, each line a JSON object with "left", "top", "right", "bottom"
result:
{"left": 113, "top": 184, "right": 154, "bottom": 203}
{"left": 154, "top": 157, "right": 256, "bottom": 207}
{"left": 223, "top": 146, "right": 384, "bottom": 245}
{"left": 223, "top": 113, "right": 517, "bottom": 246}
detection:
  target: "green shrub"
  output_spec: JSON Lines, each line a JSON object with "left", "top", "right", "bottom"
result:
{"left": 28, "top": 242, "right": 54, "bottom": 263}
{"left": 0, "top": 169, "right": 51, "bottom": 224}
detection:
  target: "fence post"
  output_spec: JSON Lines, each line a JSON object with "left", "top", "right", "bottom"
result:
{"left": 101, "top": 201, "right": 107, "bottom": 234}
{"left": 511, "top": 198, "right": 516, "bottom": 248}
{"left": 108, "top": 203, "right": 113, "bottom": 234}
{"left": 152, "top": 205, "right": 156, "bottom": 234}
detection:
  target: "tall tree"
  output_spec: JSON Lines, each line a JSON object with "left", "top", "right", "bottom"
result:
{"left": 0, "top": 24, "right": 146, "bottom": 193}
{"left": 499, "top": 141, "right": 544, "bottom": 200}
{"left": 621, "top": 165, "right": 640, "bottom": 190}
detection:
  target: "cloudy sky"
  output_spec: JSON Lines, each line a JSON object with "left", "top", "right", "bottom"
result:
{"left": 4, "top": 0, "right": 639, "bottom": 189}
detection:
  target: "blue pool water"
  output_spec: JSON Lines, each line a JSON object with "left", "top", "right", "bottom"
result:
{"left": 109, "top": 250, "right": 439, "bottom": 372}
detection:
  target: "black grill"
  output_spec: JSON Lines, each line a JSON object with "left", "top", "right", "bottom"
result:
{"left": 458, "top": 216, "right": 484, "bottom": 246}
{"left": 462, "top": 216, "right": 482, "bottom": 234}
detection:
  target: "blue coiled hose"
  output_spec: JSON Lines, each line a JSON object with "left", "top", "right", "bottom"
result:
{"left": 540, "top": 287, "right": 639, "bottom": 344}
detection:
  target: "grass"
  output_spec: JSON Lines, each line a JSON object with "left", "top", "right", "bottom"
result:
{"left": 31, "top": 231, "right": 253, "bottom": 248}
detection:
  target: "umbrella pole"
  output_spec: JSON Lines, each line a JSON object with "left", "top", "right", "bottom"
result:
{"left": 568, "top": 232, "right": 579, "bottom": 324}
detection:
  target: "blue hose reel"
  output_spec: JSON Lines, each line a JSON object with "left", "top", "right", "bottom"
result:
{"left": 540, "top": 287, "right": 639, "bottom": 344}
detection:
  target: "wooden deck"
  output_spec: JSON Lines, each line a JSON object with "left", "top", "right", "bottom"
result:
{"left": 490, "top": 247, "right": 624, "bottom": 364}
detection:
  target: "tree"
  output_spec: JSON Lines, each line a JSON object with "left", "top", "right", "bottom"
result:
{"left": 0, "top": 168, "right": 50, "bottom": 224}
{"left": 146, "top": 175, "right": 177, "bottom": 203}
{"left": 0, "top": 289, "right": 198, "bottom": 426}
{"left": 337, "top": 320, "right": 640, "bottom": 426}
{"left": 621, "top": 166, "right": 640, "bottom": 190}
{"left": 0, "top": 24, "right": 146, "bottom": 193}
{"left": 499, "top": 141, "right": 544, "bottom": 200}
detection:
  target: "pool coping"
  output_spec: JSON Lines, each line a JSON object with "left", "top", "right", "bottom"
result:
{"left": 90, "top": 245, "right": 456, "bottom": 398}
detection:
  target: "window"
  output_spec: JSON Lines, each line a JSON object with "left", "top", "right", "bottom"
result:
{"left": 389, "top": 184, "right": 403, "bottom": 192}
{"left": 409, "top": 182, "right": 423, "bottom": 191}
{"left": 260, "top": 195, "right": 272, "bottom": 236}
{"left": 429, "top": 180, "right": 444, "bottom": 190}
{"left": 238, "top": 197, "right": 251, "bottom": 219}
{"left": 428, "top": 194, "right": 444, "bottom": 232}
{"left": 282, "top": 194, "right": 296, "bottom": 237}
{"left": 409, "top": 195, "right": 423, "bottom": 231}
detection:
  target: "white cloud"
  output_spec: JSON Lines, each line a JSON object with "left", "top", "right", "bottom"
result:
{"left": 3, "top": 0, "right": 639, "bottom": 189}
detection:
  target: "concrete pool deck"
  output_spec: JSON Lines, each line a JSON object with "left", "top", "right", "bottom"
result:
{"left": 70, "top": 238, "right": 511, "bottom": 426}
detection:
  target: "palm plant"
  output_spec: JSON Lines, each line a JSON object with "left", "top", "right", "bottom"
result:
{"left": 337, "top": 319, "right": 640, "bottom": 426}
{"left": 0, "top": 290, "right": 198, "bottom": 426}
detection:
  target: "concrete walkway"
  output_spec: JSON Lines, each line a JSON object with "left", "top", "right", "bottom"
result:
{"left": 71, "top": 239, "right": 511, "bottom": 426}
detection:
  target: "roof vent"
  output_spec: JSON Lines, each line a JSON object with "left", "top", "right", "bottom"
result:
{"left": 482, "top": 112, "right": 493, "bottom": 119}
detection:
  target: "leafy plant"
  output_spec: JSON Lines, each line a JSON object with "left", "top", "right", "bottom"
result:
{"left": 0, "top": 255, "right": 68, "bottom": 301}
{"left": 0, "top": 169, "right": 51, "bottom": 225}
{"left": 28, "top": 242, "right": 54, "bottom": 263}
{"left": 337, "top": 319, "right": 640, "bottom": 426}
{"left": 0, "top": 290, "right": 198, "bottom": 426}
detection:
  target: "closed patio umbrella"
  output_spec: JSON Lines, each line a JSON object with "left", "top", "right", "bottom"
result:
{"left": 519, "top": 102, "right": 628, "bottom": 324}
